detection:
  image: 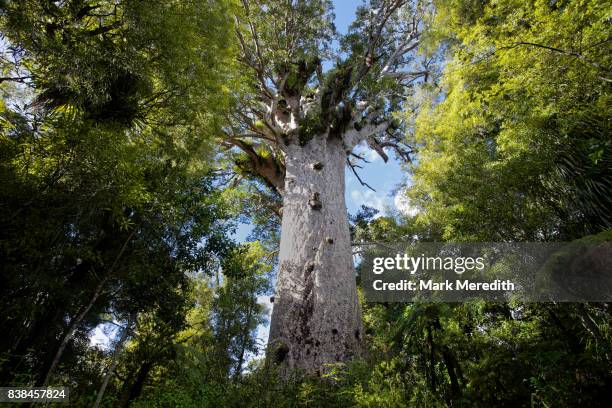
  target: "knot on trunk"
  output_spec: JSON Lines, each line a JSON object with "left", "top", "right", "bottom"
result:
{"left": 326, "top": 237, "right": 334, "bottom": 244}
{"left": 308, "top": 192, "right": 322, "bottom": 210}
{"left": 311, "top": 162, "right": 324, "bottom": 170}
{"left": 272, "top": 341, "right": 289, "bottom": 364}
{"left": 304, "top": 261, "right": 315, "bottom": 277}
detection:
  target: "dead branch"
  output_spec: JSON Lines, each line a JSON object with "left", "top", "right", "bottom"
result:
{"left": 347, "top": 158, "right": 376, "bottom": 192}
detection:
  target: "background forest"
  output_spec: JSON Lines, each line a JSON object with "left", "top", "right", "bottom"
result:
{"left": 0, "top": 0, "right": 610, "bottom": 407}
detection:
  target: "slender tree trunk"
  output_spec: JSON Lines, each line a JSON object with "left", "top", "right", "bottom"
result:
{"left": 268, "top": 136, "right": 363, "bottom": 377}
{"left": 575, "top": 304, "right": 610, "bottom": 364}
{"left": 427, "top": 325, "right": 436, "bottom": 392}
{"left": 234, "top": 302, "right": 253, "bottom": 379}
{"left": 433, "top": 316, "right": 462, "bottom": 398}
{"left": 94, "top": 315, "right": 134, "bottom": 408}
{"left": 119, "top": 361, "right": 153, "bottom": 408}
{"left": 39, "top": 276, "right": 108, "bottom": 386}
{"left": 441, "top": 348, "right": 461, "bottom": 399}
{"left": 40, "top": 224, "right": 138, "bottom": 386}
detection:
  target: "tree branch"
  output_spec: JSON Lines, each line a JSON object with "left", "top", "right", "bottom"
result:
{"left": 367, "top": 137, "right": 389, "bottom": 162}
{"left": 380, "top": 38, "right": 420, "bottom": 75}
{"left": 382, "top": 70, "right": 428, "bottom": 79}
{"left": 0, "top": 75, "right": 32, "bottom": 84}
{"left": 347, "top": 158, "right": 376, "bottom": 192}
{"left": 350, "top": 152, "right": 371, "bottom": 164}
{"left": 355, "top": 0, "right": 409, "bottom": 84}
{"left": 343, "top": 119, "right": 390, "bottom": 150}
{"left": 498, "top": 41, "right": 612, "bottom": 81}
{"left": 223, "top": 137, "right": 285, "bottom": 195}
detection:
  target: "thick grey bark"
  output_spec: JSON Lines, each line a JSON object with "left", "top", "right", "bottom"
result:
{"left": 268, "top": 135, "right": 363, "bottom": 376}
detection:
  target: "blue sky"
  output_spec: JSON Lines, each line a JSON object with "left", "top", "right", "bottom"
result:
{"left": 332, "top": 0, "right": 359, "bottom": 33}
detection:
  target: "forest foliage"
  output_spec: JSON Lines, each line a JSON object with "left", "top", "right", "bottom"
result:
{"left": 0, "top": 0, "right": 610, "bottom": 407}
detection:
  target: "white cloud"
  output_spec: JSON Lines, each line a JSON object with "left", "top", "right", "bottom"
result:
{"left": 394, "top": 190, "right": 419, "bottom": 217}
{"left": 353, "top": 142, "right": 381, "bottom": 163}
{"left": 350, "top": 189, "right": 387, "bottom": 214}
{"left": 363, "top": 148, "right": 381, "bottom": 163}
{"left": 89, "top": 323, "right": 119, "bottom": 350}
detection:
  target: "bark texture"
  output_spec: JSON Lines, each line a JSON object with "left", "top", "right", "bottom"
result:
{"left": 268, "top": 135, "right": 363, "bottom": 376}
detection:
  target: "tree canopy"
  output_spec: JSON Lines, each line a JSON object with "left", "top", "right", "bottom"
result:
{"left": 0, "top": 0, "right": 610, "bottom": 406}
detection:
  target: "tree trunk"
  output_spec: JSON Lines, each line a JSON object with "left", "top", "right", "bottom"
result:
{"left": 94, "top": 315, "right": 133, "bottom": 408}
{"left": 39, "top": 224, "right": 138, "bottom": 386}
{"left": 119, "top": 361, "right": 152, "bottom": 408}
{"left": 427, "top": 325, "right": 436, "bottom": 392}
{"left": 39, "top": 275, "right": 108, "bottom": 386}
{"left": 441, "top": 348, "right": 461, "bottom": 399}
{"left": 234, "top": 302, "right": 253, "bottom": 379}
{"left": 268, "top": 136, "right": 363, "bottom": 377}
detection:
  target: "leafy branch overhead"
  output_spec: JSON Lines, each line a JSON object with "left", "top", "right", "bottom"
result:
{"left": 224, "top": 0, "right": 433, "bottom": 196}
{"left": 1, "top": 0, "right": 610, "bottom": 405}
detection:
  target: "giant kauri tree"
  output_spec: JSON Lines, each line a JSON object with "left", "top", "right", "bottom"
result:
{"left": 225, "top": 0, "right": 432, "bottom": 375}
